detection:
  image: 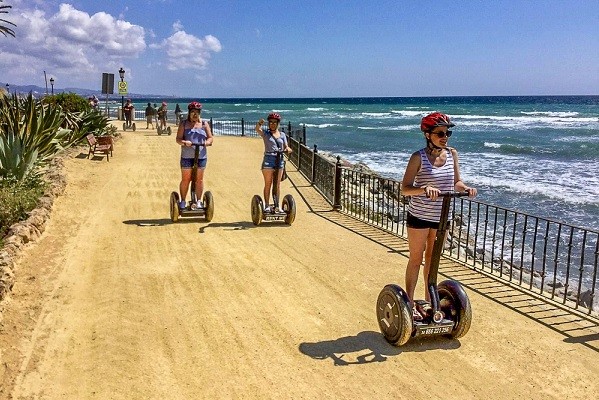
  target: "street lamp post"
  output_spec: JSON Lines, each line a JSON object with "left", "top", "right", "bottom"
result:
{"left": 118, "top": 67, "right": 125, "bottom": 120}
{"left": 49, "top": 77, "right": 54, "bottom": 95}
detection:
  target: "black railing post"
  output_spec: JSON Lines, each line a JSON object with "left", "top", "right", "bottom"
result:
{"left": 333, "top": 156, "right": 342, "bottom": 210}
{"left": 302, "top": 124, "right": 306, "bottom": 145}
{"left": 288, "top": 122, "right": 292, "bottom": 138}
{"left": 311, "top": 144, "right": 317, "bottom": 184}
{"left": 241, "top": 118, "right": 245, "bottom": 136}
{"left": 297, "top": 138, "right": 302, "bottom": 172}
{"left": 210, "top": 117, "right": 213, "bottom": 132}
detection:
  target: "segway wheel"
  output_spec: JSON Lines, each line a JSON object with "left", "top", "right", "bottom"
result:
{"left": 170, "top": 191, "right": 180, "bottom": 223}
{"left": 438, "top": 280, "right": 472, "bottom": 339}
{"left": 132, "top": 123, "right": 136, "bottom": 132}
{"left": 203, "top": 191, "right": 214, "bottom": 222}
{"left": 122, "top": 122, "right": 126, "bottom": 131}
{"left": 157, "top": 127, "right": 161, "bottom": 135}
{"left": 282, "top": 194, "right": 296, "bottom": 225}
{"left": 167, "top": 127, "right": 172, "bottom": 135}
{"left": 376, "top": 284, "right": 413, "bottom": 346}
{"left": 251, "top": 195, "right": 263, "bottom": 226}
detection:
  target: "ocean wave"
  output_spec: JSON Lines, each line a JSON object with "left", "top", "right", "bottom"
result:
{"left": 306, "top": 107, "right": 327, "bottom": 112}
{"left": 520, "top": 111, "right": 579, "bottom": 117}
{"left": 304, "top": 123, "right": 341, "bottom": 129}
{"left": 357, "top": 125, "right": 413, "bottom": 131}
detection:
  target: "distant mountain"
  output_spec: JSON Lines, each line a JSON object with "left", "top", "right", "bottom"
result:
{"left": 2, "top": 82, "right": 168, "bottom": 99}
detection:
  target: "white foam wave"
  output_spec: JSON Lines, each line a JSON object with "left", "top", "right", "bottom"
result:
{"left": 303, "top": 123, "right": 340, "bottom": 129}
{"left": 454, "top": 114, "right": 599, "bottom": 130}
{"left": 521, "top": 111, "right": 579, "bottom": 117}
{"left": 306, "top": 107, "right": 327, "bottom": 112}
{"left": 484, "top": 142, "right": 502, "bottom": 148}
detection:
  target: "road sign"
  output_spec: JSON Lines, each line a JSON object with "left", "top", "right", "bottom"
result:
{"left": 118, "top": 81, "right": 128, "bottom": 95}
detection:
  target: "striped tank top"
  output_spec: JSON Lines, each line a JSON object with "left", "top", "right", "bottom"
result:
{"left": 408, "top": 148, "right": 455, "bottom": 223}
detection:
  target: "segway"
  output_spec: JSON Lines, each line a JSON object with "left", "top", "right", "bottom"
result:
{"left": 376, "top": 192, "right": 472, "bottom": 346}
{"left": 122, "top": 118, "right": 136, "bottom": 131}
{"left": 251, "top": 151, "right": 296, "bottom": 226}
{"left": 169, "top": 143, "right": 214, "bottom": 222}
{"left": 157, "top": 125, "right": 172, "bottom": 135}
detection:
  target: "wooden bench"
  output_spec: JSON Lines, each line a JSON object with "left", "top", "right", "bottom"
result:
{"left": 86, "top": 134, "right": 113, "bottom": 161}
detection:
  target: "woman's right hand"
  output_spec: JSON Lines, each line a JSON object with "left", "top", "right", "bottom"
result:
{"left": 182, "top": 140, "right": 192, "bottom": 147}
{"left": 258, "top": 119, "right": 264, "bottom": 125}
{"left": 424, "top": 185, "right": 440, "bottom": 201}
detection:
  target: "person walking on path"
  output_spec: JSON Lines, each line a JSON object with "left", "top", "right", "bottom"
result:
{"left": 175, "top": 101, "right": 213, "bottom": 210}
{"left": 145, "top": 102, "right": 155, "bottom": 129}
{"left": 175, "top": 103, "right": 182, "bottom": 125}
{"left": 401, "top": 112, "right": 477, "bottom": 320}
{"left": 255, "top": 112, "right": 292, "bottom": 213}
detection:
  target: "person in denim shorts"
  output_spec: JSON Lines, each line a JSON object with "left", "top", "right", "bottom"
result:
{"left": 255, "top": 112, "right": 292, "bottom": 212}
{"left": 175, "top": 101, "right": 213, "bottom": 210}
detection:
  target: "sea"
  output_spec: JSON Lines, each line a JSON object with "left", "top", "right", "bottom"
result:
{"left": 133, "top": 96, "right": 599, "bottom": 232}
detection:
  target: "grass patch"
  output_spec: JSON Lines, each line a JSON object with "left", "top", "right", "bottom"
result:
{"left": 0, "top": 174, "right": 46, "bottom": 245}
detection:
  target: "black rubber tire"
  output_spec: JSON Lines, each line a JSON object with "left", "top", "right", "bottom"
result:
{"left": 438, "top": 279, "right": 472, "bottom": 339}
{"left": 376, "top": 284, "right": 413, "bottom": 346}
{"left": 167, "top": 127, "right": 172, "bottom": 135}
{"left": 282, "top": 194, "right": 296, "bottom": 225}
{"left": 132, "top": 123, "right": 136, "bottom": 132}
{"left": 203, "top": 191, "right": 214, "bottom": 222}
{"left": 157, "top": 127, "right": 161, "bottom": 135}
{"left": 251, "top": 195, "right": 263, "bottom": 226}
{"left": 122, "top": 122, "right": 126, "bottom": 131}
{"left": 170, "top": 191, "right": 180, "bottom": 223}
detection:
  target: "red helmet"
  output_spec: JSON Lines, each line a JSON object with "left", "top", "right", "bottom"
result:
{"left": 188, "top": 101, "right": 202, "bottom": 111}
{"left": 267, "top": 112, "right": 281, "bottom": 122}
{"left": 420, "top": 112, "right": 455, "bottom": 132}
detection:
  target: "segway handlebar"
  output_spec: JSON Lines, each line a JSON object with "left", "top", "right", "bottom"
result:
{"left": 440, "top": 191, "right": 470, "bottom": 198}
{"left": 426, "top": 191, "right": 471, "bottom": 199}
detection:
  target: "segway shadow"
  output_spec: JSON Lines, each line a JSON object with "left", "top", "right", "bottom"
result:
{"left": 169, "top": 143, "right": 214, "bottom": 222}
{"left": 376, "top": 192, "right": 472, "bottom": 346}
{"left": 251, "top": 151, "right": 296, "bottom": 226}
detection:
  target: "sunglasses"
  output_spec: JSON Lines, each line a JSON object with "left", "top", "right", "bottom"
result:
{"left": 431, "top": 130, "right": 452, "bottom": 138}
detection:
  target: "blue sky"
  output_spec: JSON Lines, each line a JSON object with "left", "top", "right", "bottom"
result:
{"left": 1, "top": 0, "right": 598, "bottom": 97}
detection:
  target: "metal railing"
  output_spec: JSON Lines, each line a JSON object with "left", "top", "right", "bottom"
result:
{"left": 185, "top": 118, "right": 598, "bottom": 317}
{"left": 282, "top": 135, "right": 599, "bottom": 317}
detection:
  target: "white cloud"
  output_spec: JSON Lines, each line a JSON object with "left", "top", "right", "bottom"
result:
{"left": 0, "top": 3, "right": 146, "bottom": 80}
{"left": 152, "top": 31, "right": 222, "bottom": 71}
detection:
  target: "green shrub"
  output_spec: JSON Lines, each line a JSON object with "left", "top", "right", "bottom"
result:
{"left": 41, "top": 92, "right": 90, "bottom": 113}
{"left": 0, "top": 173, "right": 46, "bottom": 242}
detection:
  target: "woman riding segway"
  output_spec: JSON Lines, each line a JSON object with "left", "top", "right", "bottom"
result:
{"left": 376, "top": 112, "right": 477, "bottom": 346}
{"left": 251, "top": 112, "right": 296, "bottom": 225}
{"left": 174, "top": 101, "right": 213, "bottom": 214}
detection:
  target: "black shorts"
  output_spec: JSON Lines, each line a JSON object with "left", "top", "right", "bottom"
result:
{"left": 406, "top": 212, "right": 440, "bottom": 230}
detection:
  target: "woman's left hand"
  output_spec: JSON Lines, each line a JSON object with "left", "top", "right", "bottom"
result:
{"left": 466, "top": 187, "right": 477, "bottom": 197}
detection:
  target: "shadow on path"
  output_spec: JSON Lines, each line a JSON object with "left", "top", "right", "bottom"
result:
{"left": 299, "top": 331, "right": 461, "bottom": 365}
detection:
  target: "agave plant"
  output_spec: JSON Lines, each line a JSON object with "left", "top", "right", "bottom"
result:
{"left": 0, "top": 0, "right": 16, "bottom": 38}
{"left": 0, "top": 93, "right": 71, "bottom": 180}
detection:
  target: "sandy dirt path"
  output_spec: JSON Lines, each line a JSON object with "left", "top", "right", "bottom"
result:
{"left": 0, "top": 126, "right": 598, "bottom": 399}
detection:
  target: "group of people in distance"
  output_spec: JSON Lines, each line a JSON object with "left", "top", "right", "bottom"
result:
{"left": 173, "top": 102, "right": 291, "bottom": 213}
{"left": 121, "top": 100, "right": 176, "bottom": 130}
{"left": 168, "top": 104, "right": 478, "bottom": 320}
